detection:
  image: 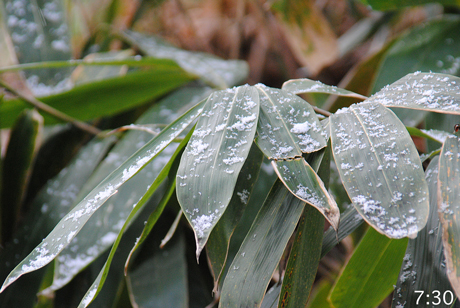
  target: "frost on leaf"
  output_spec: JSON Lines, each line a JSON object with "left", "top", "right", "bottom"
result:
{"left": 331, "top": 102, "right": 429, "bottom": 239}
{"left": 255, "top": 84, "right": 327, "bottom": 160}
{"left": 177, "top": 85, "right": 259, "bottom": 258}
{"left": 272, "top": 159, "right": 340, "bottom": 230}
{"left": 438, "top": 135, "right": 460, "bottom": 296}
{"left": 367, "top": 72, "right": 460, "bottom": 115}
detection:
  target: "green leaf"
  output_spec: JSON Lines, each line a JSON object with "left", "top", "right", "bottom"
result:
{"left": 177, "top": 85, "right": 259, "bottom": 259}
{"left": 121, "top": 30, "right": 248, "bottom": 89}
{"left": 41, "top": 87, "right": 210, "bottom": 293}
{"left": 406, "top": 126, "right": 452, "bottom": 144}
{"left": 329, "top": 227, "right": 409, "bottom": 308}
{"left": 219, "top": 180, "right": 305, "bottom": 308}
{"left": 278, "top": 145, "right": 330, "bottom": 308}
{"left": 261, "top": 284, "right": 281, "bottom": 308}
{"left": 306, "top": 280, "right": 333, "bottom": 308}
{"left": 2, "top": 0, "right": 72, "bottom": 88}
{"left": 282, "top": 78, "right": 367, "bottom": 99}
{"left": 367, "top": 72, "right": 460, "bottom": 115}
{"left": 321, "top": 207, "right": 364, "bottom": 258}
{"left": 0, "top": 98, "right": 205, "bottom": 293}
{"left": 0, "top": 137, "right": 114, "bottom": 307}
{"left": 1, "top": 109, "right": 43, "bottom": 243}
{"left": 255, "top": 84, "right": 327, "bottom": 160}
{"left": 0, "top": 63, "right": 195, "bottom": 128}
{"left": 76, "top": 131, "right": 190, "bottom": 308}
{"left": 330, "top": 102, "right": 429, "bottom": 238}
{"left": 392, "top": 157, "right": 458, "bottom": 307}
{"left": 438, "top": 134, "right": 460, "bottom": 297}
{"left": 272, "top": 158, "right": 339, "bottom": 229}
{"left": 126, "top": 225, "right": 188, "bottom": 308}
{"left": 278, "top": 205, "right": 324, "bottom": 308}
{"left": 206, "top": 142, "right": 263, "bottom": 288}
{"left": 362, "top": 0, "right": 460, "bottom": 12}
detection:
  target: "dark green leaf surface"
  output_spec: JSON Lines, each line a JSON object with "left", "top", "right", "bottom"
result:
{"left": 361, "top": 0, "right": 460, "bottom": 12}
{"left": 0, "top": 137, "right": 114, "bottom": 307}
{"left": 121, "top": 30, "right": 248, "bottom": 89}
{"left": 1, "top": 109, "right": 43, "bottom": 243}
{"left": 392, "top": 157, "right": 458, "bottom": 308}
{"left": 278, "top": 205, "right": 324, "bottom": 308}
{"left": 127, "top": 229, "right": 188, "bottom": 308}
{"left": 255, "top": 84, "right": 327, "bottom": 159}
{"left": 438, "top": 134, "right": 460, "bottom": 297}
{"left": 367, "top": 72, "right": 460, "bottom": 115}
{"left": 0, "top": 64, "right": 194, "bottom": 128}
{"left": 330, "top": 102, "right": 429, "bottom": 238}
{"left": 219, "top": 180, "right": 305, "bottom": 308}
{"left": 272, "top": 158, "right": 339, "bottom": 229}
{"left": 77, "top": 134, "right": 189, "bottom": 307}
{"left": 41, "top": 87, "right": 210, "bottom": 293}
{"left": 0, "top": 97, "right": 205, "bottom": 293}
{"left": 306, "top": 280, "right": 333, "bottom": 308}
{"left": 206, "top": 142, "right": 263, "bottom": 287}
{"left": 329, "top": 227, "right": 408, "bottom": 308}
{"left": 177, "top": 85, "right": 259, "bottom": 258}
{"left": 282, "top": 78, "right": 367, "bottom": 99}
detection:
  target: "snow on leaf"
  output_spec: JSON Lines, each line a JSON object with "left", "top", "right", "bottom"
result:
{"left": 272, "top": 158, "right": 339, "bottom": 230}
{"left": 255, "top": 84, "right": 326, "bottom": 159}
{"left": 177, "top": 85, "right": 259, "bottom": 259}
{"left": 330, "top": 102, "right": 429, "bottom": 239}
{"left": 0, "top": 99, "right": 205, "bottom": 293}
{"left": 367, "top": 72, "right": 460, "bottom": 115}
{"left": 282, "top": 78, "right": 367, "bottom": 99}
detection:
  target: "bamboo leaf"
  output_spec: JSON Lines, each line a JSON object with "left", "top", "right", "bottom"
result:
{"left": 329, "top": 227, "right": 408, "bottom": 308}
{"left": 255, "top": 84, "right": 327, "bottom": 160}
{"left": 121, "top": 30, "right": 248, "bottom": 89}
{"left": 76, "top": 131, "right": 190, "bottom": 308}
{"left": 272, "top": 158, "right": 339, "bottom": 229}
{"left": 282, "top": 78, "right": 367, "bottom": 99}
{"left": 392, "top": 157, "right": 458, "bottom": 307}
{"left": 1, "top": 109, "right": 43, "bottom": 243}
{"left": 367, "top": 72, "right": 460, "bottom": 115}
{"left": 0, "top": 63, "right": 195, "bottom": 128}
{"left": 0, "top": 137, "right": 114, "bottom": 307}
{"left": 438, "top": 134, "right": 460, "bottom": 297}
{"left": 219, "top": 180, "right": 305, "bottom": 308}
{"left": 331, "top": 102, "right": 429, "bottom": 238}
{"left": 0, "top": 98, "right": 205, "bottom": 293}
{"left": 177, "top": 85, "right": 259, "bottom": 259}
{"left": 41, "top": 87, "right": 210, "bottom": 294}
{"left": 206, "top": 142, "right": 263, "bottom": 288}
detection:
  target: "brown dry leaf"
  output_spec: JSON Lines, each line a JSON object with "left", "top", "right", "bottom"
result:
{"left": 272, "top": 0, "right": 338, "bottom": 76}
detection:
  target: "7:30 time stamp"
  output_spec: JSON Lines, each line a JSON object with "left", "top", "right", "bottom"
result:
{"left": 415, "top": 290, "right": 455, "bottom": 306}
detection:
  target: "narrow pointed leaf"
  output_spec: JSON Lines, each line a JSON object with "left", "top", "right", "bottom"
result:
{"left": 0, "top": 99, "right": 204, "bottom": 293}
{"left": 219, "top": 180, "right": 305, "bottom": 308}
{"left": 0, "top": 137, "right": 114, "bottom": 307}
{"left": 127, "top": 228, "right": 188, "bottom": 308}
{"left": 255, "top": 84, "right": 327, "bottom": 160}
{"left": 278, "top": 205, "right": 324, "bottom": 308}
{"left": 206, "top": 142, "right": 263, "bottom": 287}
{"left": 406, "top": 127, "right": 452, "bottom": 144}
{"left": 272, "top": 158, "right": 339, "bottom": 229}
{"left": 329, "top": 227, "right": 408, "bottom": 308}
{"left": 282, "top": 78, "right": 367, "bottom": 99}
{"left": 1, "top": 109, "right": 43, "bottom": 243}
{"left": 279, "top": 145, "right": 330, "bottom": 308}
{"left": 367, "top": 72, "right": 460, "bottom": 115}
{"left": 438, "top": 134, "right": 460, "bottom": 297}
{"left": 330, "top": 102, "right": 429, "bottom": 238}
{"left": 392, "top": 157, "right": 458, "bottom": 308}
{"left": 121, "top": 30, "right": 248, "bottom": 89}
{"left": 42, "top": 87, "right": 210, "bottom": 293}
{"left": 77, "top": 132, "right": 190, "bottom": 308}
{"left": 177, "top": 85, "right": 259, "bottom": 259}
{"left": 0, "top": 64, "right": 195, "bottom": 128}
